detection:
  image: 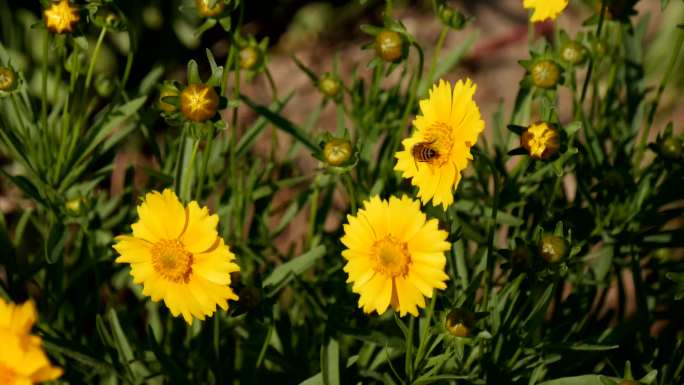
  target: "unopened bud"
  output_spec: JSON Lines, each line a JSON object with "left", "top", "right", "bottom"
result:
{"left": 196, "top": 0, "right": 225, "bottom": 18}
{"left": 323, "top": 138, "right": 353, "bottom": 167}
{"left": 375, "top": 30, "right": 406, "bottom": 63}
{"left": 0, "top": 66, "right": 17, "bottom": 92}
{"left": 179, "top": 84, "right": 219, "bottom": 122}
{"left": 445, "top": 309, "right": 474, "bottom": 338}
{"left": 539, "top": 234, "right": 568, "bottom": 263}
{"left": 531, "top": 59, "right": 561, "bottom": 89}
{"left": 521, "top": 122, "right": 560, "bottom": 160}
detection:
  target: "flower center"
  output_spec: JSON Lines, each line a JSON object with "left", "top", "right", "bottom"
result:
{"left": 423, "top": 122, "right": 454, "bottom": 166}
{"left": 372, "top": 235, "right": 411, "bottom": 277}
{"left": 151, "top": 239, "right": 193, "bottom": 283}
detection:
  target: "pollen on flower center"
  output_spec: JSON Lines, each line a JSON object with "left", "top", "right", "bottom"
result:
{"left": 151, "top": 239, "right": 193, "bottom": 283}
{"left": 423, "top": 122, "right": 454, "bottom": 165}
{"left": 372, "top": 236, "right": 411, "bottom": 277}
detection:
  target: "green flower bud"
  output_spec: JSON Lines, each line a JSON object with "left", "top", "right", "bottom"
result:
{"left": 560, "top": 41, "right": 586, "bottom": 65}
{"left": 375, "top": 30, "right": 405, "bottom": 63}
{"left": 239, "top": 46, "right": 262, "bottom": 70}
{"left": 445, "top": 309, "right": 474, "bottom": 338}
{"left": 65, "top": 197, "right": 83, "bottom": 216}
{"left": 95, "top": 73, "right": 115, "bottom": 98}
{"left": 539, "top": 234, "right": 569, "bottom": 263}
{"left": 323, "top": 138, "right": 353, "bottom": 167}
{"left": 660, "top": 136, "right": 682, "bottom": 160}
{"left": 531, "top": 59, "right": 561, "bottom": 89}
{"left": 196, "top": 0, "right": 225, "bottom": 18}
{"left": 158, "top": 83, "right": 180, "bottom": 113}
{"left": 0, "top": 66, "right": 17, "bottom": 92}
{"left": 319, "top": 73, "right": 341, "bottom": 98}
{"left": 438, "top": 5, "right": 467, "bottom": 29}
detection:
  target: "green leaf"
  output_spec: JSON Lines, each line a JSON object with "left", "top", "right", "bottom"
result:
{"left": 538, "top": 375, "right": 619, "bottom": 385}
{"left": 107, "top": 309, "right": 151, "bottom": 381}
{"left": 262, "top": 245, "right": 326, "bottom": 293}
{"left": 236, "top": 92, "right": 294, "bottom": 157}
{"left": 321, "top": 338, "right": 340, "bottom": 385}
{"left": 44, "top": 221, "right": 67, "bottom": 264}
{"left": 418, "top": 31, "right": 478, "bottom": 96}
{"left": 240, "top": 94, "right": 320, "bottom": 153}
{"left": 299, "top": 373, "right": 324, "bottom": 385}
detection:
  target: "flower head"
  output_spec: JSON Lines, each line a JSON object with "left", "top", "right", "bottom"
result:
{"left": 341, "top": 196, "right": 450, "bottom": 316}
{"left": 0, "top": 66, "right": 17, "bottom": 92}
{"left": 196, "top": 0, "right": 225, "bottom": 18}
{"left": 0, "top": 299, "right": 63, "bottom": 384}
{"left": 521, "top": 122, "right": 560, "bottom": 160}
{"left": 395, "top": 79, "right": 484, "bottom": 209}
{"left": 179, "top": 84, "right": 219, "bottom": 122}
{"left": 375, "top": 30, "right": 406, "bottom": 63}
{"left": 113, "top": 189, "right": 240, "bottom": 324}
{"left": 523, "top": 0, "right": 569, "bottom": 22}
{"left": 44, "top": 0, "right": 80, "bottom": 34}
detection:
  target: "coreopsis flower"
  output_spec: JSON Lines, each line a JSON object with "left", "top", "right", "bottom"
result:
{"left": 43, "top": 0, "right": 80, "bottom": 34}
{"left": 0, "top": 298, "right": 63, "bottom": 384}
{"left": 523, "top": 0, "right": 569, "bottom": 22}
{"left": 341, "top": 196, "right": 450, "bottom": 316}
{"left": 113, "top": 189, "right": 240, "bottom": 324}
{"left": 179, "top": 84, "right": 219, "bottom": 122}
{"left": 521, "top": 122, "right": 560, "bottom": 160}
{"left": 395, "top": 79, "right": 484, "bottom": 209}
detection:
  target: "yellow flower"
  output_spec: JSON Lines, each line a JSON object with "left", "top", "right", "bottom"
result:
{"left": 113, "top": 189, "right": 240, "bottom": 324}
{"left": 44, "top": 0, "right": 80, "bottom": 34}
{"left": 395, "top": 79, "right": 484, "bottom": 209}
{"left": 179, "top": 84, "right": 220, "bottom": 122}
{"left": 0, "top": 299, "right": 63, "bottom": 384}
{"left": 523, "top": 0, "right": 569, "bottom": 22}
{"left": 341, "top": 196, "right": 450, "bottom": 316}
{"left": 521, "top": 122, "right": 560, "bottom": 160}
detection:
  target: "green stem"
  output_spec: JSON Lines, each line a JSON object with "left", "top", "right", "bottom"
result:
{"left": 182, "top": 139, "right": 201, "bottom": 201}
{"left": 342, "top": 173, "right": 357, "bottom": 214}
{"left": 9, "top": 94, "right": 27, "bottom": 136}
{"left": 174, "top": 130, "right": 188, "bottom": 195}
{"left": 41, "top": 30, "right": 49, "bottom": 135}
{"left": 265, "top": 68, "right": 279, "bottom": 101}
{"left": 634, "top": 27, "right": 684, "bottom": 170}
{"left": 405, "top": 316, "right": 415, "bottom": 381}
{"left": 195, "top": 135, "right": 214, "bottom": 201}
{"left": 480, "top": 155, "right": 500, "bottom": 310}
{"left": 580, "top": 0, "right": 607, "bottom": 103}
{"left": 85, "top": 27, "right": 107, "bottom": 92}
{"left": 426, "top": 26, "right": 448, "bottom": 87}
{"left": 120, "top": 51, "right": 134, "bottom": 93}
{"left": 306, "top": 178, "right": 320, "bottom": 249}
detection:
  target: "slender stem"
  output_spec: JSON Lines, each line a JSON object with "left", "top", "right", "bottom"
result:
{"left": 405, "top": 316, "right": 415, "bottom": 381}
{"left": 182, "top": 139, "right": 201, "bottom": 201}
{"left": 120, "top": 51, "right": 134, "bottom": 93}
{"left": 634, "top": 27, "right": 684, "bottom": 170}
{"left": 195, "top": 135, "right": 214, "bottom": 201}
{"left": 9, "top": 94, "right": 27, "bottom": 136}
{"left": 264, "top": 68, "right": 279, "bottom": 101}
{"left": 174, "top": 129, "right": 188, "bottom": 195}
{"left": 342, "top": 173, "right": 357, "bottom": 214}
{"left": 426, "top": 26, "right": 448, "bottom": 88}
{"left": 306, "top": 178, "right": 320, "bottom": 249}
{"left": 85, "top": 27, "right": 107, "bottom": 92}
{"left": 41, "top": 30, "right": 49, "bottom": 135}
{"left": 580, "top": 0, "right": 607, "bottom": 103}
{"left": 480, "top": 155, "right": 500, "bottom": 310}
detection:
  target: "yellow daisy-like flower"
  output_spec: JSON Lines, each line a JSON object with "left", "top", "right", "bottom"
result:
{"left": 395, "top": 79, "right": 484, "bottom": 209}
{"left": 341, "top": 196, "right": 450, "bottom": 316}
{"left": 0, "top": 299, "right": 63, "bottom": 384}
{"left": 113, "top": 189, "right": 240, "bottom": 324}
{"left": 44, "top": 0, "right": 80, "bottom": 34}
{"left": 521, "top": 122, "right": 560, "bottom": 160}
{"left": 523, "top": 0, "right": 569, "bottom": 22}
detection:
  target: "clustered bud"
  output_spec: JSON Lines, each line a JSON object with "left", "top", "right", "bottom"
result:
{"left": 44, "top": 0, "right": 80, "bottom": 34}
{"left": 196, "top": 0, "right": 225, "bottom": 18}
{"left": 0, "top": 66, "right": 17, "bottom": 92}
{"left": 560, "top": 41, "right": 586, "bottom": 65}
{"left": 531, "top": 59, "right": 561, "bottom": 89}
{"left": 323, "top": 138, "right": 353, "bottom": 167}
{"left": 239, "top": 46, "right": 262, "bottom": 71}
{"left": 375, "top": 30, "right": 405, "bottom": 63}
{"left": 158, "top": 83, "right": 180, "bottom": 113}
{"left": 318, "top": 73, "right": 341, "bottom": 99}
{"left": 179, "top": 84, "right": 219, "bottom": 122}
{"left": 445, "top": 309, "right": 474, "bottom": 338}
{"left": 521, "top": 122, "right": 560, "bottom": 160}
{"left": 538, "top": 234, "right": 569, "bottom": 263}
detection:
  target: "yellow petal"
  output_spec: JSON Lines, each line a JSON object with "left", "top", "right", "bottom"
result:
{"left": 181, "top": 201, "right": 219, "bottom": 253}
{"left": 136, "top": 189, "right": 186, "bottom": 240}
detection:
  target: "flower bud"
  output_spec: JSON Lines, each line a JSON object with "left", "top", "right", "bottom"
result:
{"left": 531, "top": 59, "right": 561, "bottom": 89}
{"left": 375, "top": 30, "right": 405, "bottom": 63}
{"left": 179, "top": 84, "right": 220, "bottom": 122}
{"left": 319, "top": 74, "right": 341, "bottom": 98}
{"left": 521, "top": 122, "right": 560, "bottom": 160}
{"left": 539, "top": 234, "right": 568, "bottom": 263}
{"left": 323, "top": 138, "right": 353, "bottom": 166}
{"left": 560, "top": 41, "right": 586, "bottom": 65}
{"left": 196, "top": 0, "right": 225, "bottom": 18}
{"left": 660, "top": 136, "right": 682, "bottom": 160}
{"left": 445, "top": 309, "right": 474, "bottom": 338}
{"left": 95, "top": 74, "right": 115, "bottom": 98}
{"left": 0, "top": 66, "right": 17, "bottom": 92}
{"left": 438, "top": 5, "right": 467, "bottom": 29}
{"left": 44, "top": 0, "right": 80, "bottom": 34}
{"left": 158, "top": 83, "right": 180, "bottom": 113}
{"left": 239, "top": 46, "right": 262, "bottom": 71}
{"left": 65, "top": 198, "right": 82, "bottom": 216}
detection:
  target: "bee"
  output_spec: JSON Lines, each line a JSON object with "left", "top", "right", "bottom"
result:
{"left": 412, "top": 141, "right": 439, "bottom": 169}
